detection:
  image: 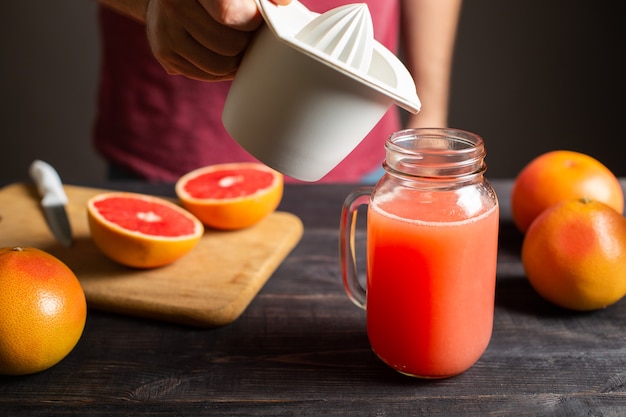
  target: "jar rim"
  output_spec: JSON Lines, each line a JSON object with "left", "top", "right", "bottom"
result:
{"left": 384, "top": 128, "right": 487, "bottom": 180}
{"left": 386, "top": 128, "right": 484, "bottom": 156}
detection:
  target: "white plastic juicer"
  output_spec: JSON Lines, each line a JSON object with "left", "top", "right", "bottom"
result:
{"left": 222, "top": 0, "right": 421, "bottom": 182}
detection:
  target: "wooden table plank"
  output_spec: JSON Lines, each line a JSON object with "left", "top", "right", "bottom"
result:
{"left": 1, "top": 180, "right": 625, "bottom": 416}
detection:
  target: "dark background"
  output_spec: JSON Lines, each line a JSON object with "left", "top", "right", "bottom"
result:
{"left": 448, "top": 1, "right": 624, "bottom": 179}
{"left": 1, "top": 1, "right": 623, "bottom": 183}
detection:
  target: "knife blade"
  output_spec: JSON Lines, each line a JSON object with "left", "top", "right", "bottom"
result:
{"left": 29, "top": 160, "right": 73, "bottom": 247}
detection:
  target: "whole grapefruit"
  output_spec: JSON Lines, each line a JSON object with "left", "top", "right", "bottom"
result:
{"left": 0, "top": 247, "right": 87, "bottom": 375}
{"left": 511, "top": 150, "right": 623, "bottom": 233}
{"left": 522, "top": 198, "right": 626, "bottom": 311}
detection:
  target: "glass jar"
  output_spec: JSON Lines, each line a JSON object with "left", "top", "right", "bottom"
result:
{"left": 339, "top": 128, "right": 500, "bottom": 378}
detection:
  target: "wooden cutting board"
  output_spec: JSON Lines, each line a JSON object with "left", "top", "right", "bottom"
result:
{"left": 0, "top": 183, "right": 303, "bottom": 327}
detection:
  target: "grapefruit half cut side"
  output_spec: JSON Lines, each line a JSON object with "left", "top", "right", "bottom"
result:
{"left": 87, "top": 192, "right": 204, "bottom": 268}
{"left": 175, "top": 162, "right": 284, "bottom": 230}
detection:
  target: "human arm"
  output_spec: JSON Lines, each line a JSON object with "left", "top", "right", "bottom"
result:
{"left": 97, "top": 0, "right": 291, "bottom": 81}
{"left": 400, "top": 0, "right": 462, "bottom": 128}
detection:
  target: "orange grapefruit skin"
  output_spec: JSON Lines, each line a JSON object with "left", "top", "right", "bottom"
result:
{"left": 522, "top": 199, "right": 626, "bottom": 311}
{"left": 0, "top": 247, "right": 87, "bottom": 375}
{"left": 87, "top": 193, "right": 204, "bottom": 269}
{"left": 176, "top": 163, "right": 283, "bottom": 230}
{"left": 511, "top": 150, "right": 624, "bottom": 234}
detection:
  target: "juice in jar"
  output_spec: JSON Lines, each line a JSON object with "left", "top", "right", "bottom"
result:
{"left": 366, "top": 189, "right": 499, "bottom": 378}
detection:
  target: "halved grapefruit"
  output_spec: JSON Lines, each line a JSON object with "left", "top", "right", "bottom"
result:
{"left": 175, "top": 162, "right": 283, "bottom": 230}
{"left": 87, "top": 192, "right": 204, "bottom": 268}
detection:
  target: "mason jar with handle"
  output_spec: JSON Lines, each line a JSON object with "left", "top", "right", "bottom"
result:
{"left": 339, "top": 128, "right": 500, "bottom": 378}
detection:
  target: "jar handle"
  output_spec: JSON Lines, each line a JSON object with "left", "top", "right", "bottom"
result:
{"left": 339, "top": 187, "right": 372, "bottom": 310}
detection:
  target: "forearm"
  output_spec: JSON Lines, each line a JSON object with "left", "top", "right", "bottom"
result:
{"left": 401, "top": 0, "right": 462, "bottom": 127}
{"left": 97, "top": 0, "right": 149, "bottom": 22}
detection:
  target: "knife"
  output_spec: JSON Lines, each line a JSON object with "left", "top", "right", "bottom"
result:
{"left": 29, "top": 160, "right": 73, "bottom": 247}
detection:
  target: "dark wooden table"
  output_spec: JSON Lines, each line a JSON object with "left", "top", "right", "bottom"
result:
{"left": 1, "top": 180, "right": 625, "bottom": 416}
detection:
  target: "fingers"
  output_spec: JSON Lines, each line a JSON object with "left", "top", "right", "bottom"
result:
{"left": 198, "top": 0, "right": 294, "bottom": 30}
{"left": 153, "top": 44, "right": 239, "bottom": 82}
{"left": 198, "top": 0, "right": 263, "bottom": 32}
{"left": 145, "top": 0, "right": 294, "bottom": 81}
{"left": 146, "top": 0, "right": 261, "bottom": 81}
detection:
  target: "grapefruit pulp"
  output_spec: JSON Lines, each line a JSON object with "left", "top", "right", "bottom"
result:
{"left": 87, "top": 192, "right": 204, "bottom": 268}
{"left": 175, "top": 162, "right": 283, "bottom": 230}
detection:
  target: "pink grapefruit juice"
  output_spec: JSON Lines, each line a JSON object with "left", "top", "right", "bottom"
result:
{"left": 366, "top": 192, "right": 499, "bottom": 378}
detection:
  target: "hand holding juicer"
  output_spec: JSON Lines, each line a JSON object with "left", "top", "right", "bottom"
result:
{"left": 222, "top": 0, "right": 420, "bottom": 182}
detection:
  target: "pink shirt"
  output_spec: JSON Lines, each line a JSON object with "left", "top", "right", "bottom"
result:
{"left": 95, "top": 1, "right": 401, "bottom": 183}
